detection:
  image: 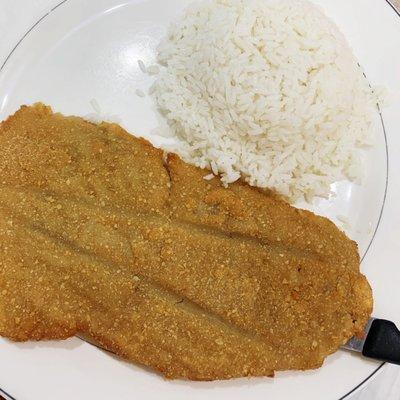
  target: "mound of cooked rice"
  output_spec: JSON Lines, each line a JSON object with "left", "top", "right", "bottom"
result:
{"left": 151, "top": 0, "right": 378, "bottom": 201}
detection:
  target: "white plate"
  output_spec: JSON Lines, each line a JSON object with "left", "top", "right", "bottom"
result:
{"left": 0, "top": 1, "right": 399, "bottom": 399}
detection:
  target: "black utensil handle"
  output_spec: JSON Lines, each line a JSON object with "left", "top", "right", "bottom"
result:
{"left": 362, "top": 319, "right": 400, "bottom": 365}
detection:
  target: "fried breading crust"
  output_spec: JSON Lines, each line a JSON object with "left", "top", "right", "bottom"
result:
{"left": 0, "top": 104, "right": 372, "bottom": 380}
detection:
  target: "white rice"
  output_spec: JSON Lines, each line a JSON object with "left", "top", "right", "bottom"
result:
{"left": 151, "top": 0, "right": 380, "bottom": 201}
{"left": 203, "top": 173, "right": 216, "bottom": 181}
{"left": 84, "top": 113, "right": 122, "bottom": 124}
{"left": 146, "top": 65, "right": 160, "bottom": 75}
{"left": 90, "top": 98, "right": 102, "bottom": 114}
{"left": 85, "top": 99, "right": 122, "bottom": 124}
{"left": 135, "top": 88, "right": 146, "bottom": 98}
{"left": 137, "top": 59, "right": 147, "bottom": 73}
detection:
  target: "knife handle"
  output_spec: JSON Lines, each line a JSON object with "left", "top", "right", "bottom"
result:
{"left": 362, "top": 319, "right": 400, "bottom": 365}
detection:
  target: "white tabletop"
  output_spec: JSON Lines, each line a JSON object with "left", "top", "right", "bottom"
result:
{"left": 0, "top": 0, "right": 399, "bottom": 399}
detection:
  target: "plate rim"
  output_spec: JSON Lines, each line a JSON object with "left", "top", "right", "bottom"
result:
{"left": 0, "top": 0, "right": 398, "bottom": 399}
{"left": 0, "top": 387, "right": 16, "bottom": 400}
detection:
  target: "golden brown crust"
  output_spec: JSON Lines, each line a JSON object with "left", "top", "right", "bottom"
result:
{"left": 0, "top": 104, "right": 372, "bottom": 380}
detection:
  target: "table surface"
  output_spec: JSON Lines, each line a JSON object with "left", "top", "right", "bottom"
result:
{"left": 0, "top": 0, "right": 399, "bottom": 399}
